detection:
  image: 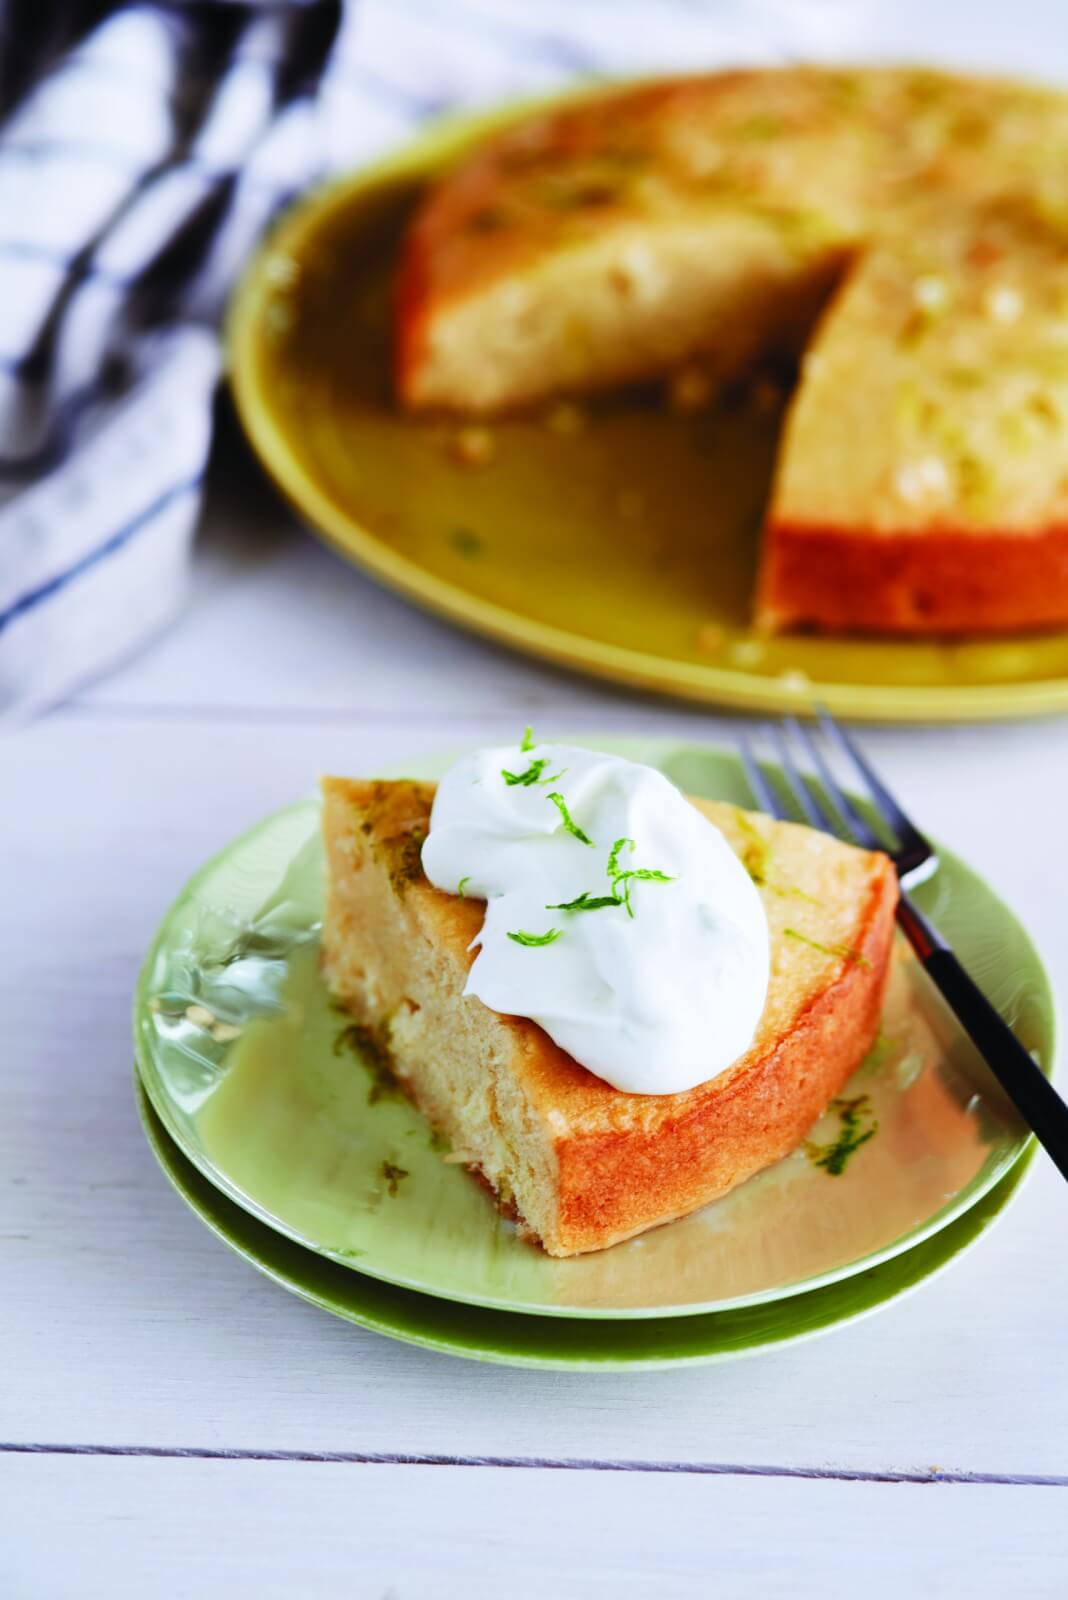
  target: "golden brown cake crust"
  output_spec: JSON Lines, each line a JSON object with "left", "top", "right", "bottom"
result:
{"left": 320, "top": 774, "right": 899, "bottom": 1256}
{"left": 758, "top": 518, "right": 1068, "bottom": 633}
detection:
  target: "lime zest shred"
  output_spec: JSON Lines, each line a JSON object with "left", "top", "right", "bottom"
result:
{"left": 607, "top": 837, "right": 674, "bottom": 918}
{"left": 450, "top": 527, "right": 483, "bottom": 558}
{"left": 550, "top": 836, "right": 675, "bottom": 920}
{"left": 457, "top": 876, "right": 470, "bottom": 898}
{"left": 612, "top": 866, "right": 675, "bottom": 918}
{"left": 547, "top": 891, "right": 622, "bottom": 913}
{"left": 501, "top": 757, "right": 564, "bottom": 787}
{"left": 380, "top": 1160, "right": 409, "bottom": 1197}
{"left": 733, "top": 808, "right": 772, "bottom": 886}
{"left": 507, "top": 927, "right": 563, "bottom": 947}
{"left": 784, "top": 927, "right": 871, "bottom": 969}
{"left": 520, "top": 725, "right": 535, "bottom": 752}
{"left": 547, "top": 791, "right": 595, "bottom": 847}
{"left": 733, "top": 809, "right": 817, "bottom": 902}
{"left": 769, "top": 881, "right": 821, "bottom": 905}
{"left": 607, "top": 836, "right": 635, "bottom": 877}
{"left": 806, "top": 1095, "right": 879, "bottom": 1176}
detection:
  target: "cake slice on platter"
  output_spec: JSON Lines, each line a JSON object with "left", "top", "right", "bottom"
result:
{"left": 320, "top": 744, "right": 897, "bottom": 1258}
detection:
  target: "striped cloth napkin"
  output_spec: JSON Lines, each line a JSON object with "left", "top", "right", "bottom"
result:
{"left": 0, "top": 0, "right": 869, "bottom": 719}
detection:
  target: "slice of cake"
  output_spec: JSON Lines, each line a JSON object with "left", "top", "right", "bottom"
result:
{"left": 320, "top": 772, "right": 898, "bottom": 1257}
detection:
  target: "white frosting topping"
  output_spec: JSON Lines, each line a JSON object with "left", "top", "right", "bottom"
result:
{"left": 420, "top": 741, "right": 769, "bottom": 1094}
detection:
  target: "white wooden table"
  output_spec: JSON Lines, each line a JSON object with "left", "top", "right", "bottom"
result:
{"left": 5, "top": 428, "right": 1068, "bottom": 1597}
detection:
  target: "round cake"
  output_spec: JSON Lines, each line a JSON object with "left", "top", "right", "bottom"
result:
{"left": 395, "top": 67, "right": 1068, "bottom": 635}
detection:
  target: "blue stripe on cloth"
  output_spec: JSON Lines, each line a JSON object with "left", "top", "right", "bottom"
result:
{"left": 0, "top": 472, "right": 203, "bottom": 635}
{"left": 0, "top": 159, "right": 306, "bottom": 309}
{"left": 25, "top": 8, "right": 341, "bottom": 145}
{"left": 0, "top": 150, "right": 313, "bottom": 353}
{"left": 54, "top": 40, "right": 316, "bottom": 104}
{"left": 0, "top": 365, "right": 133, "bottom": 474}
{"left": 0, "top": 239, "right": 129, "bottom": 287}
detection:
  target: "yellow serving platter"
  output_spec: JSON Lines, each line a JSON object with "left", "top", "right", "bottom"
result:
{"left": 227, "top": 96, "right": 1068, "bottom": 723}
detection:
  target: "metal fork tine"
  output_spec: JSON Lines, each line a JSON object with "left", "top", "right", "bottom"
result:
{"left": 784, "top": 715, "right": 883, "bottom": 850}
{"left": 739, "top": 735, "right": 788, "bottom": 819}
{"left": 771, "top": 725, "right": 834, "bottom": 831}
{"left": 816, "top": 707, "right": 929, "bottom": 855}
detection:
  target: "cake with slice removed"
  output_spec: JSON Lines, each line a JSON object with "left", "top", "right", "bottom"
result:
{"left": 320, "top": 773, "right": 898, "bottom": 1257}
{"left": 395, "top": 66, "right": 1068, "bottom": 634}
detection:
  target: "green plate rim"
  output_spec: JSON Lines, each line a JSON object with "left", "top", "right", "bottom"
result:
{"left": 136, "top": 1076, "right": 1037, "bottom": 1370}
{"left": 132, "top": 738, "right": 1058, "bottom": 1321}
{"left": 226, "top": 94, "right": 1068, "bottom": 726}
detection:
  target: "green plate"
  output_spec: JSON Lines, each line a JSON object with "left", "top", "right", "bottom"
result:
{"left": 133, "top": 739, "right": 1054, "bottom": 1322}
{"left": 227, "top": 98, "right": 1068, "bottom": 724}
{"left": 136, "top": 1078, "right": 1035, "bottom": 1369}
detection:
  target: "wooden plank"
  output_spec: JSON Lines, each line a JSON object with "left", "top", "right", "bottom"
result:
{"left": 3, "top": 712, "right": 1067, "bottom": 1476}
{"left": 4, "top": 0, "right": 1067, "bottom": 1564}
{"left": 4, "top": 1454, "right": 1066, "bottom": 1600}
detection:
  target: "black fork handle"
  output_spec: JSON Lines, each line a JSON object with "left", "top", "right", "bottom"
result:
{"left": 898, "top": 894, "right": 1068, "bottom": 1183}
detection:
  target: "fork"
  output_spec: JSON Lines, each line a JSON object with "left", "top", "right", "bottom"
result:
{"left": 740, "top": 709, "right": 1068, "bottom": 1183}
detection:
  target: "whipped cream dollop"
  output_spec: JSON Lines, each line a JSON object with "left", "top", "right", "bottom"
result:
{"left": 420, "top": 740, "right": 769, "bottom": 1095}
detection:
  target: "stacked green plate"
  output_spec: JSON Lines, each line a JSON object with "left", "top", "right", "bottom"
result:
{"left": 133, "top": 741, "right": 1053, "bottom": 1368}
